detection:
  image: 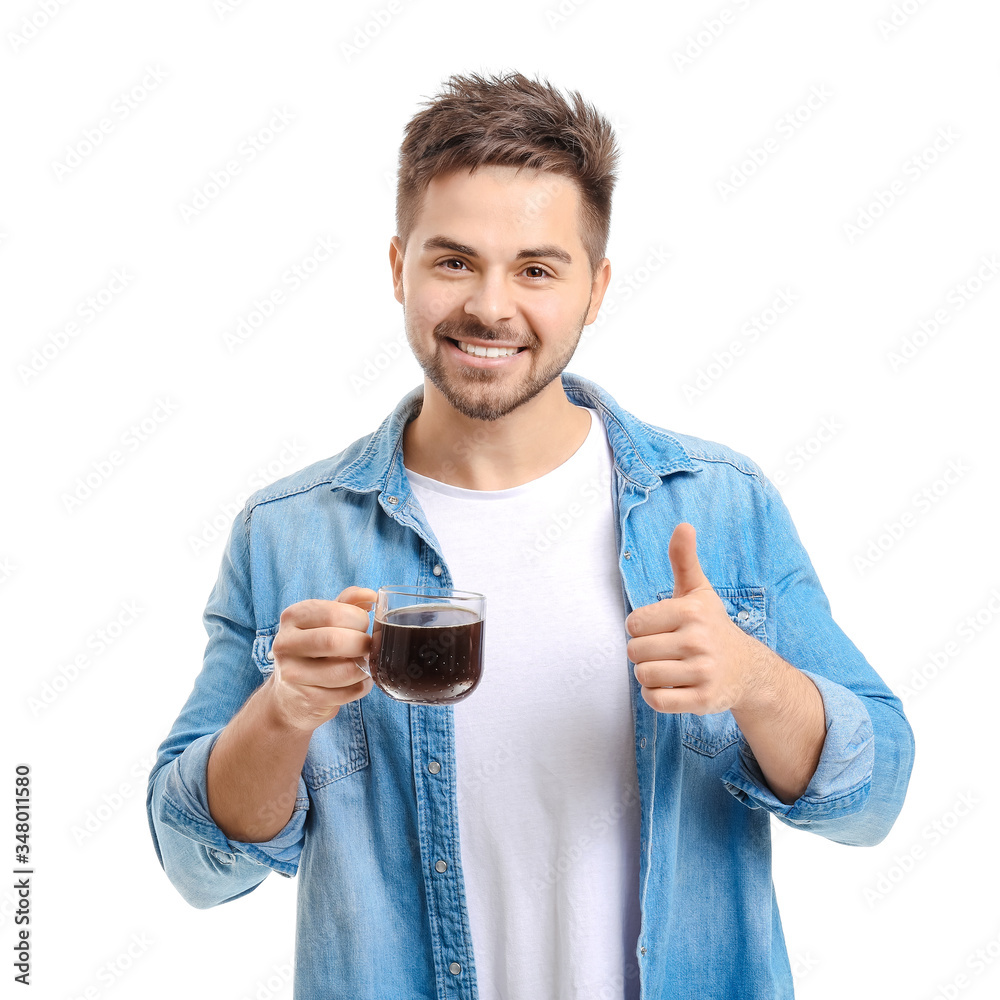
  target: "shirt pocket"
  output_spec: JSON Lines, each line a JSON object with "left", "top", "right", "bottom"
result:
{"left": 654, "top": 585, "right": 767, "bottom": 757}
{"left": 252, "top": 626, "right": 371, "bottom": 788}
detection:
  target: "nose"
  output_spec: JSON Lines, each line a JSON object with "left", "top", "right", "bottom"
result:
{"left": 462, "top": 266, "right": 517, "bottom": 327}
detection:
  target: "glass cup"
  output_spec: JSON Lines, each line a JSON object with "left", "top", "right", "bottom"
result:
{"left": 366, "top": 585, "right": 486, "bottom": 705}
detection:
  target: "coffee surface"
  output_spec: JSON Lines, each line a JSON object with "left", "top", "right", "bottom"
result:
{"left": 370, "top": 604, "right": 484, "bottom": 704}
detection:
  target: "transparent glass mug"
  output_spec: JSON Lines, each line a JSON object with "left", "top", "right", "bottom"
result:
{"left": 364, "top": 586, "right": 486, "bottom": 705}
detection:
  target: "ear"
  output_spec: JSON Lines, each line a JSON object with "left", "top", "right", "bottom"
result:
{"left": 390, "top": 236, "right": 405, "bottom": 305}
{"left": 584, "top": 257, "right": 612, "bottom": 326}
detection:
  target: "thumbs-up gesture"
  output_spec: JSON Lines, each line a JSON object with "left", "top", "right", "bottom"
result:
{"left": 625, "top": 523, "right": 761, "bottom": 716}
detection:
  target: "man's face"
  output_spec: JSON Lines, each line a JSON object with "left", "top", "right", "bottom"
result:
{"left": 390, "top": 165, "right": 610, "bottom": 422}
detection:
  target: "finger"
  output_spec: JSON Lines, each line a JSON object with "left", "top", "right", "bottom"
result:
{"left": 280, "top": 597, "right": 371, "bottom": 632}
{"left": 639, "top": 683, "right": 711, "bottom": 715}
{"left": 625, "top": 599, "right": 688, "bottom": 639}
{"left": 290, "top": 674, "right": 374, "bottom": 707}
{"left": 626, "top": 629, "right": 703, "bottom": 664}
{"left": 632, "top": 659, "right": 703, "bottom": 690}
{"left": 336, "top": 586, "right": 378, "bottom": 610}
{"left": 275, "top": 625, "right": 371, "bottom": 660}
{"left": 275, "top": 655, "right": 371, "bottom": 690}
{"left": 668, "top": 523, "right": 713, "bottom": 598}
{"left": 626, "top": 633, "right": 684, "bottom": 665}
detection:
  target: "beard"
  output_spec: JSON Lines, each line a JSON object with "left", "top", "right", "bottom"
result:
{"left": 403, "top": 304, "right": 590, "bottom": 422}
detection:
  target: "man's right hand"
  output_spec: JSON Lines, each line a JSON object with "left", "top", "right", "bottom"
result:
{"left": 266, "top": 586, "right": 377, "bottom": 732}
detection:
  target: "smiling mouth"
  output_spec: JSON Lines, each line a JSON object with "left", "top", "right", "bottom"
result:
{"left": 447, "top": 338, "right": 527, "bottom": 358}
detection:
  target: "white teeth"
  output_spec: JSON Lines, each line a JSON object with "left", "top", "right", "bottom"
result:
{"left": 457, "top": 340, "right": 521, "bottom": 358}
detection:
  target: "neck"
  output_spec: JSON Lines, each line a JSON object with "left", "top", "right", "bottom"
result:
{"left": 402, "top": 378, "right": 591, "bottom": 490}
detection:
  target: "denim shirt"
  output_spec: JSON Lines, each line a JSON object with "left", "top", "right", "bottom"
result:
{"left": 146, "top": 371, "right": 915, "bottom": 1000}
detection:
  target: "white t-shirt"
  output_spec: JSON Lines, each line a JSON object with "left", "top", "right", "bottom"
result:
{"left": 404, "top": 406, "right": 641, "bottom": 999}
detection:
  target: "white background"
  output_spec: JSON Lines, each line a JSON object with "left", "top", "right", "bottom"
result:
{"left": 3, "top": 1, "right": 999, "bottom": 998}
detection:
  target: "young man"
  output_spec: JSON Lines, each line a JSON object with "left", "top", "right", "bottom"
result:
{"left": 147, "top": 72, "right": 915, "bottom": 999}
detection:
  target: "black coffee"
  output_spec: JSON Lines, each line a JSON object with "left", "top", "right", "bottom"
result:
{"left": 370, "top": 604, "right": 484, "bottom": 705}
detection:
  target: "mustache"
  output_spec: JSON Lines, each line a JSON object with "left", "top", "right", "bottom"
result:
{"left": 436, "top": 322, "right": 532, "bottom": 346}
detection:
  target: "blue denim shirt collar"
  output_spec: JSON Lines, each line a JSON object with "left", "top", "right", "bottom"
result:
{"left": 329, "top": 370, "right": 702, "bottom": 499}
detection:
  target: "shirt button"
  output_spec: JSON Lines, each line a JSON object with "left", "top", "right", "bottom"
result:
{"left": 622, "top": 550, "right": 631, "bottom": 560}
{"left": 432, "top": 564, "right": 442, "bottom": 576}
{"left": 435, "top": 860, "right": 448, "bottom": 873}
{"left": 449, "top": 962, "right": 461, "bottom": 975}
{"left": 428, "top": 761, "right": 441, "bottom": 774}
{"left": 640, "top": 946, "right": 647, "bottom": 956}
{"left": 640, "top": 737, "right": 647, "bottom": 749}
{"left": 737, "top": 609, "right": 750, "bottom": 622}
{"left": 386, "top": 495, "right": 398, "bottom": 505}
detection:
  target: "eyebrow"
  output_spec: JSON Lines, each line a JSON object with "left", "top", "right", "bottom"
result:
{"left": 420, "top": 235, "right": 573, "bottom": 266}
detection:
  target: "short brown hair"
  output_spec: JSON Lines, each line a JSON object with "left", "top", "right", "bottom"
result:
{"left": 395, "top": 70, "right": 620, "bottom": 277}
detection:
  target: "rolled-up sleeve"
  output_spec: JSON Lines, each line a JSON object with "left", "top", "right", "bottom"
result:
{"left": 146, "top": 506, "right": 309, "bottom": 908}
{"left": 157, "top": 729, "right": 308, "bottom": 868}
{"left": 721, "top": 472, "right": 915, "bottom": 847}
{"left": 723, "top": 669, "right": 874, "bottom": 819}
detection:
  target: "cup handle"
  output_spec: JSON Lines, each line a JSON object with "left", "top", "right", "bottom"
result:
{"left": 354, "top": 655, "right": 371, "bottom": 677}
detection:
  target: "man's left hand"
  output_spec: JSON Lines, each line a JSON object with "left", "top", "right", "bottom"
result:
{"left": 624, "top": 522, "right": 763, "bottom": 715}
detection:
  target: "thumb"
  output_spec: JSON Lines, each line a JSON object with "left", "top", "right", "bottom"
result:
{"left": 336, "top": 586, "right": 378, "bottom": 610}
{"left": 668, "top": 523, "right": 711, "bottom": 597}
{"left": 337, "top": 586, "right": 377, "bottom": 675}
